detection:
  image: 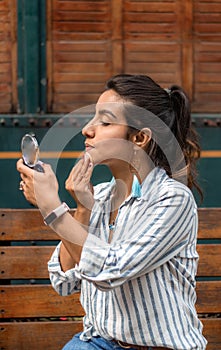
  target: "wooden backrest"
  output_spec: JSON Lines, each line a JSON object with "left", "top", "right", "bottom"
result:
{"left": 0, "top": 208, "right": 221, "bottom": 350}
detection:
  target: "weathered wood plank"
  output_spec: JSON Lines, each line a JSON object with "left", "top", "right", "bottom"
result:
{"left": 127, "top": 52, "right": 179, "bottom": 63}
{"left": 53, "top": 22, "right": 110, "bottom": 32}
{"left": 53, "top": 11, "right": 110, "bottom": 22}
{"left": 0, "top": 318, "right": 220, "bottom": 349}
{"left": 1, "top": 244, "right": 219, "bottom": 279}
{"left": 196, "top": 281, "right": 221, "bottom": 314}
{"left": 55, "top": 92, "right": 100, "bottom": 104}
{"left": 194, "top": 2, "right": 221, "bottom": 13}
{"left": 0, "top": 321, "right": 83, "bottom": 350}
{"left": 1, "top": 209, "right": 221, "bottom": 240}
{"left": 54, "top": 83, "right": 105, "bottom": 93}
{"left": 0, "top": 282, "right": 220, "bottom": 318}
{"left": 198, "top": 84, "right": 221, "bottom": 93}
{"left": 124, "top": 1, "right": 175, "bottom": 13}
{"left": 54, "top": 0, "right": 109, "bottom": 12}
{"left": 53, "top": 72, "right": 109, "bottom": 83}
{"left": 201, "top": 318, "right": 221, "bottom": 350}
{"left": 54, "top": 52, "right": 107, "bottom": 63}
{"left": 53, "top": 62, "right": 108, "bottom": 73}
{"left": 198, "top": 209, "right": 221, "bottom": 239}
{"left": 0, "top": 93, "right": 11, "bottom": 103}
{"left": 124, "top": 22, "right": 177, "bottom": 34}
{"left": 53, "top": 31, "right": 111, "bottom": 41}
{"left": 0, "top": 319, "right": 220, "bottom": 350}
{"left": 197, "top": 245, "right": 221, "bottom": 276}
{"left": 53, "top": 41, "right": 110, "bottom": 52}
{"left": 0, "top": 209, "right": 57, "bottom": 241}
{"left": 0, "top": 246, "right": 53, "bottom": 279}
{"left": 0, "top": 285, "right": 84, "bottom": 318}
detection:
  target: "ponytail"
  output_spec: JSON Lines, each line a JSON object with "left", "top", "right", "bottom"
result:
{"left": 169, "top": 85, "right": 203, "bottom": 200}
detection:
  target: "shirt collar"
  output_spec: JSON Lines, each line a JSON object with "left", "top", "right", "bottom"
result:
{"left": 110, "top": 174, "right": 141, "bottom": 200}
{"left": 140, "top": 167, "right": 167, "bottom": 200}
{"left": 131, "top": 174, "right": 142, "bottom": 198}
{"left": 95, "top": 167, "right": 167, "bottom": 203}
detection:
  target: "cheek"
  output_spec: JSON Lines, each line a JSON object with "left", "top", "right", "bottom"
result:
{"left": 106, "top": 125, "right": 128, "bottom": 139}
{"left": 90, "top": 138, "right": 133, "bottom": 165}
{"left": 115, "top": 125, "right": 128, "bottom": 137}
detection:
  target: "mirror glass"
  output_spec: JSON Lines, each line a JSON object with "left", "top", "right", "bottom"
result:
{"left": 21, "top": 134, "right": 44, "bottom": 172}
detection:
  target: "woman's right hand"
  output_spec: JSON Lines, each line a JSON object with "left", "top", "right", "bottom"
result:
{"left": 16, "top": 158, "right": 61, "bottom": 216}
{"left": 65, "top": 153, "right": 94, "bottom": 211}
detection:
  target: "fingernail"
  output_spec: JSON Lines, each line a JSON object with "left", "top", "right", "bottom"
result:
{"left": 84, "top": 152, "right": 89, "bottom": 161}
{"left": 84, "top": 152, "right": 92, "bottom": 162}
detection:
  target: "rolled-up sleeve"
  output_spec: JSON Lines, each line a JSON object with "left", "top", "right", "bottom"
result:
{"left": 75, "top": 188, "right": 197, "bottom": 291}
{"left": 48, "top": 242, "right": 81, "bottom": 296}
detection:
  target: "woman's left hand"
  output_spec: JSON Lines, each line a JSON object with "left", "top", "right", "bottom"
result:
{"left": 65, "top": 153, "right": 94, "bottom": 211}
{"left": 16, "top": 159, "right": 61, "bottom": 215}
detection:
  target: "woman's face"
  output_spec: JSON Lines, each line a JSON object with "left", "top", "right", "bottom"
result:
{"left": 82, "top": 89, "right": 134, "bottom": 167}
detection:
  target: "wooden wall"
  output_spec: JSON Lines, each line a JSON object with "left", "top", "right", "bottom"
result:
{"left": 0, "top": 0, "right": 17, "bottom": 113}
{"left": 193, "top": 1, "right": 221, "bottom": 112}
{"left": 47, "top": 0, "right": 114, "bottom": 112}
{"left": 0, "top": 0, "right": 220, "bottom": 114}
{"left": 47, "top": 0, "right": 221, "bottom": 113}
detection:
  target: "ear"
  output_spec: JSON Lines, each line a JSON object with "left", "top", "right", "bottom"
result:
{"left": 131, "top": 128, "right": 152, "bottom": 149}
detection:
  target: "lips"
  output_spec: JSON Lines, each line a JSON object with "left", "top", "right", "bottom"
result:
{"left": 85, "top": 143, "right": 94, "bottom": 152}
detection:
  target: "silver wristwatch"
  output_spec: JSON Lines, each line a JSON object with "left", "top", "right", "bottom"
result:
{"left": 44, "top": 202, "right": 70, "bottom": 225}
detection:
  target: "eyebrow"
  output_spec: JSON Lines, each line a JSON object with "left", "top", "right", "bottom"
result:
{"left": 98, "top": 109, "right": 117, "bottom": 119}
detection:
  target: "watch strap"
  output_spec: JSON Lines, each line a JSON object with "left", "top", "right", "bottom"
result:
{"left": 44, "top": 202, "right": 70, "bottom": 225}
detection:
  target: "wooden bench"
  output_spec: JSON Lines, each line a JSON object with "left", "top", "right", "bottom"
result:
{"left": 0, "top": 208, "right": 220, "bottom": 350}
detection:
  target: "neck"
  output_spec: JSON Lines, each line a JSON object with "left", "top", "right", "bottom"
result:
{"left": 108, "top": 156, "right": 152, "bottom": 207}
{"left": 110, "top": 162, "right": 134, "bottom": 200}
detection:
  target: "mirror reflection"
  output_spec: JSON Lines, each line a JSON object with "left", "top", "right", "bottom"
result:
{"left": 21, "top": 134, "right": 44, "bottom": 172}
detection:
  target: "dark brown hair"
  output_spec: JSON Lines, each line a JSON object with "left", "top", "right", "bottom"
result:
{"left": 106, "top": 74, "right": 202, "bottom": 199}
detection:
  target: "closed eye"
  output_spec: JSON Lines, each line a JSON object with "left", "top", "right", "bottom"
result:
{"left": 100, "top": 121, "right": 111, "bottom": 126}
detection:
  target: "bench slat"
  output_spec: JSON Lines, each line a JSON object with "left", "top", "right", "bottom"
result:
{"left": 1, "top": 244, "right": 221, "bottom": 279}
{"left": 198, "top": 208, "right": 221, "bottom": 239}
{"left": 0, "top": 321, "right": 83, "bottom": 350}
{"left": 201, "top": 318, "right": 221, "bottom": 350}
{"left": 0, "top": 319, "right": 220, "bottom": 350}
{"left": 1, "top": 208, "right": 221, "bottom": 240}
{"left": 196, "top": 281, "right": 221, "bottom": 314}
{"left": 0, "top": 209, "right": 64, "bottom": 241}
{"left": 0, "top": 246, "right": 53, "bottom": 279}
{"left": 0, "top": 285, "right": 84, "bottom": 318}
{"left": 0, "top": 282, "right": 220, "bottom": 318}
{"left": 197, "top": 244, "right": 221, "bottom": 276}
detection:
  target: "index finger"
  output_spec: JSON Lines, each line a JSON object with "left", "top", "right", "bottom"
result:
{"left": 68, "top": 157, "right": 84, "bottom": 178}
{"left": 16, "top": 158, "right": 34, "bottom": 177}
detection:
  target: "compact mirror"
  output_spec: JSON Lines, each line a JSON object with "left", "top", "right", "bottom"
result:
{"left": 21, "top": 133, "right": 44, "bottom": 172}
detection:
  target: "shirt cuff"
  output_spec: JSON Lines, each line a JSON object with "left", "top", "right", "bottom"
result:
{"left": 74, "top": 233, "right": 121, "bottom": 284}
{"left": 48, "top": 242, "right": 79, "bottom": 282}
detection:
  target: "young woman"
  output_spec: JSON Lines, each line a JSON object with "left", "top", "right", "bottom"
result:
{"left": 17, "top": 74, "right": 207, "bottom": 350}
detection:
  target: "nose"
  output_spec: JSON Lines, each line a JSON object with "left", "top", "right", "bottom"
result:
{"left": 82, "top": 120, "right": 95, "bottom": 138}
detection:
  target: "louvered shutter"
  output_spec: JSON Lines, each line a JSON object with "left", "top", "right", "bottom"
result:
{"left": 0, "top": 0, "right": 16, "bottom": 113}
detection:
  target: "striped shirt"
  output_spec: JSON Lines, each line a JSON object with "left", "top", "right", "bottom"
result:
{"left": 48, "top": 167, "right": 207, "bottom": 349}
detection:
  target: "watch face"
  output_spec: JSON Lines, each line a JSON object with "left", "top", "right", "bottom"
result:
{"left": 44, "top": 212, "right": 57, "bottom": 225}
{"left": 44, "top": 203, "right": 70, "bottom": 225}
